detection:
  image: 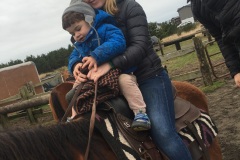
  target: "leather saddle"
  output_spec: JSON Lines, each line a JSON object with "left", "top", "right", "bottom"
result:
{"left": 97, "top": 86, "right": 205, "bottom": 160}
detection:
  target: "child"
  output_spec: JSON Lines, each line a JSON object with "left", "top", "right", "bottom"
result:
{"left": 62, "top": 0, "right": 150, "bottom": 131}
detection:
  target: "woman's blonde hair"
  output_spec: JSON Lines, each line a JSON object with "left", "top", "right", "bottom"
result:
{"left": 104, "top": 0, "right": 118, "bottom": 15}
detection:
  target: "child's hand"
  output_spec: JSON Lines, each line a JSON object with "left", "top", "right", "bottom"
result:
{"left": 75, "top": 74, "right": 88, "bottom": 83}
{"left": 73, "top": 63, "right": 88, "bottom": 82}
{"left": 73, "top": 63, "right": 83, "bottom": 78}
{"left": 82, "top": 56, "right": 97, "bottom": 72}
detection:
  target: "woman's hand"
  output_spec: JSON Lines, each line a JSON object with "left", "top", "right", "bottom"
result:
{"left": 234, "top": 73, "right": 240, "bottom": 87}
{"left": 87, "top": 63, "right": 112, "bottom": 83}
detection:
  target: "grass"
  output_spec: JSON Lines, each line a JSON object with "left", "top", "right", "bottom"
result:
{"left": 204, "top": 42, "right": 223, "bottom": 62}
{"left": 160, "top": 37, "right": 225, "bottom": 73}
{"left": 163, "top": 52, "right": 197, "bottom": 74}
{"left": 200, "top": 80, "right": 226, "bottom": 93}
{"left": 159, "top": 33, "right": 228, "bottom": 92}
{"left": 37, "top": 104, "right": 51, "bottom": 110}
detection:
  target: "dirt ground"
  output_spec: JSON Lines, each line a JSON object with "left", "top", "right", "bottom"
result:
{"left": 205, "top": 78, "right": 240, "bottom": 160}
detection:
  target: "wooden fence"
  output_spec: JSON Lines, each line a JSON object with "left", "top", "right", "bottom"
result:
{"left": 0, "top": 73, "right": 63, "bottom": 129}
{"left": 160, "top": 36, "right": 227, "bottom": 85}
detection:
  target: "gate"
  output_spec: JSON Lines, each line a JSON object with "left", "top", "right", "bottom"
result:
{"left": 204, "top": 40, "right": 230, "bottom": 78}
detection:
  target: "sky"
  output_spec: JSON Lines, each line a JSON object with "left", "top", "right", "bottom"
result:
{"left": 0, "top": 0, "right": 189, "bottom": 64}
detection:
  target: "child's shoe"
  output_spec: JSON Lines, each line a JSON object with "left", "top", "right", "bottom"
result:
{"left": 131, "top": 111, "right": 151, "bottom": 131}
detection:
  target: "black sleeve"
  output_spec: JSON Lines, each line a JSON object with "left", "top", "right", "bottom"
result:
{"left": 112, "top": 0, "right": 151, "bottom": 70}
{"left": 191, "top": 0, "right": 240, "bottom": 77}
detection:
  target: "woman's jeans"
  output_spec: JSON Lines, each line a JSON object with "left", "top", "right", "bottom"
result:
{"left": 138, "top": 70, "right": 192, "bottom": 160}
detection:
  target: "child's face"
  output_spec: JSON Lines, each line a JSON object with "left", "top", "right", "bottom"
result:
{"left": 66, "top": 20, "right": 91, "bottom": 42}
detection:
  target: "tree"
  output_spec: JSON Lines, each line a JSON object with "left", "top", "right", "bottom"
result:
{"left": 148, "top": 22, "right": 161, "bottom": 38}
{"left": 8, "top": 59, "right": 23, "bottom": 66}
{"left": 148, "top": 21, "right": 178, "bottom": 39}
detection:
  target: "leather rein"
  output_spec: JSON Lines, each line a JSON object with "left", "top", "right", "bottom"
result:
{"left": 61, "top": 80, "right": 98, "bottom": 160}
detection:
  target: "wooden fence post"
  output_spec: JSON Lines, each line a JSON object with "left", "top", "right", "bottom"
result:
{"left": 19, "top": 84, "right": 38, "bottom": 123}
{"left": 27, "top": 108, "right": 38, "bottom": 123}
{"left": 159, "top": 40, "right": 164, "bottom": 56}
{"left": 206, "top": 30, "right": 213, "bottom": 46}
{"left": 193, "top": 37, "right": 213, "bottom": 86}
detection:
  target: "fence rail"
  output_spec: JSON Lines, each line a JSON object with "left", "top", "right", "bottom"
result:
{"left": 162, "top": 36, "right": 220, "bottom": 84}
{"left": 0, "top": 73, "right": 63, "bottom": 129}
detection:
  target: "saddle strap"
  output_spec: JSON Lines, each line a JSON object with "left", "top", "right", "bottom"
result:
{"left": 113, "top": 113, "right": 163, "bottom": 160}
{"left": 185, "top": 121, "right": 210, "bottom": 160}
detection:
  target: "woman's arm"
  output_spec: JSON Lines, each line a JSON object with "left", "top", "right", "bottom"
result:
{"left": 111, "top": 0, "right": 151, "bottom": 70}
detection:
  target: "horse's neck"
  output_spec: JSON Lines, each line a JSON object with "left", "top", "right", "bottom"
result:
{"left": 89, "top": 131, "right": 118, "bottom": 160}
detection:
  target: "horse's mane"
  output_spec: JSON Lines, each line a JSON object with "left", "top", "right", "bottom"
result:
{"left": 0, "top": 119, "right": 90, "bottom": 160}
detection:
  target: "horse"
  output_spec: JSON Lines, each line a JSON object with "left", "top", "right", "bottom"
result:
{"left": 48, "top": 80, "right": 223, "bottom": 160}
{"left": 0, "top": 113, "right": 120, "bottom": 160}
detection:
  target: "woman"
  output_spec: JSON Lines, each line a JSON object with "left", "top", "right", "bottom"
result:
{"left": 76, "top": 0, "right": 192, "bottom": 159}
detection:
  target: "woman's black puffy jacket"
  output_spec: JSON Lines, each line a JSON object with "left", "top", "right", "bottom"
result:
{"left": 111, "top": 0, "right": 163, "bottom": 83}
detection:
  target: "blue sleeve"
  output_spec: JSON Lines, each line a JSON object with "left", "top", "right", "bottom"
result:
{"left": 68, "top": 48, "right": 82, "bottom": 75}
{"left": 90, "top": 24, "right": 126, "bottom": 65}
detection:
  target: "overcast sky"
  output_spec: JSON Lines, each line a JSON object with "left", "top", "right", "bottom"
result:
{"left": 0, "top": 0, "right": 189, "bottom": 64}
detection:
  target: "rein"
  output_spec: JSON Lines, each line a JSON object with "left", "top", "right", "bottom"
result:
{"left": 84, "top": 81, "right": 98, "bottom": 160}
{"left": 61, "top": 68, "right": 89, "bottom": 122}
{"left": 60, "top": 80, "right": 98, "bottom": 160}
{"left": 61, "top": 82, "right": 84, "bottom": 123}
{"left": 61, "top": 68, "right": 120, "bottom": 159}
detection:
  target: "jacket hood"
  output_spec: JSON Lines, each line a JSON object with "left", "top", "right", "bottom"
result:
{"left": 92, "top": 10, "right": 116, "bottom": 28}
{"left": 73, "top": 10, "right": 116, "bottom": 44}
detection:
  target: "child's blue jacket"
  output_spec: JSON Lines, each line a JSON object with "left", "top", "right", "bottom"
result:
{"left": 68, "top": 10, "right": 126, "bottom": 74}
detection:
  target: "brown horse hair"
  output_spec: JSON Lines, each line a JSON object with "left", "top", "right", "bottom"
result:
{"left": 0, "top": 120, "right": 91, "bottom": 160}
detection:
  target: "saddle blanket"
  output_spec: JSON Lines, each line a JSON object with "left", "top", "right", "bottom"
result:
{"left": 179, "top": 110, "right": 218, "bottom": 147}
